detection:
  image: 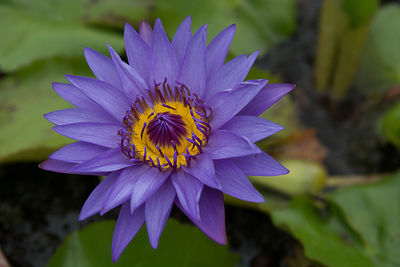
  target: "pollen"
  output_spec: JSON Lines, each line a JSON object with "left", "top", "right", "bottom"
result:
{"left": 118, "top": 79, "right": 212, "bottom": 171}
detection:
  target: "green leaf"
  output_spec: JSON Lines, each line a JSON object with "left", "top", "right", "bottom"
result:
{"left": 339, "top": 0, "right": 379, "bottom": 28}
{"left": 355, "top": 5, "right": 400, "bottom": 93}
{"left": 380, "top": 100, "right": 400, "bottom": 149}
{"left": 48, "top": 220, "right": 239, "bottom": 267}
{"left": 0, "top": 0, "right": 124, "bottom": 72}
{"left": 0, "top": 58, "right": 91, "bottom": 163}
{"left": 330, "top": 172, "right": 400, "bottom": 266}
{"left": 154, "top": 0, "right": 296, "bottom": 56}
{"left": 272, "top": 172, "right": 400, "bottom": 267}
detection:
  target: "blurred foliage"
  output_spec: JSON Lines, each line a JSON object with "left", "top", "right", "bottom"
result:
{"left": 380, "top": 100, "right": 400, "bottom": 149}
{"left": 272, "top": 171, "right": 400, "bottom": 267}
{"left": 48, "top": 219, "right": 239, "bottom": 267}
{"left": 0, "top": 59, "right": 90, "bottom": 163}
{"left": 0, "top": 0, "right": 126, "bottom": 72}
{"left": 315, "top": 0, "right": 377, "bottom": 98}
{"left": 355, "top": 5, "right": 400, "bottom": 94}
{"left": 339, "top": 0, "right": 379, "bottom": 27}
{"left": 153, "top": 0, "right": 296, "bottom": 56}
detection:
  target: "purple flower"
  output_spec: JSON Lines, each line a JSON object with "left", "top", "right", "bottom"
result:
{"left": 40, "top": 17, "right": 294, "bottom": 261}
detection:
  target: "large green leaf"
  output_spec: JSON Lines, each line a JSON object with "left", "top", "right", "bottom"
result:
{"left": 0, "top": 0, "right": 126, "bottom": 72}
{"left": 331, "top": 172, "right": 400, "bottom": 266}
{"left": 355, "top": 5, "right": 400, "bottom": 93}
{"left": 272, "top": 172, "right": 400, "bottom": 267}
{"left": 154, "top": 0, "right": 296, "bottom": 56}
{"left": 48, "top": 220, "right": 239, "bottom": 267}
{"left": 0, "top": 58, "right": 91, "bottom": 163}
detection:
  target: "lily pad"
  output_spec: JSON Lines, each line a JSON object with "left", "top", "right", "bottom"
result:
{"left": 0, "top": 0, "right": 124, "bottom": 72}
{"left": 48, "top": 220, "right": 239, "bottom": 267}
{"left": 0, "top": 58, "right": 91, "bottom": 163}
{"left": 272, "top": 172, "right": 400, "bottom": 267}
{"left": 380, "top": 100, "right": 400, "bottom": 149}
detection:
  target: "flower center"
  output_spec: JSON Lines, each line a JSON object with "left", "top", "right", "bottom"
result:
{"left": 119, "top": 80, "right": 212, "bottom": 171}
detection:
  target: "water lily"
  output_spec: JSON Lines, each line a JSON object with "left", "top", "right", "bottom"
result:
{"left": 40, "top": 17, "right": 294, "bottom": 261}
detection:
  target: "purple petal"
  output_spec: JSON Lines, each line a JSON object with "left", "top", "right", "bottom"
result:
{"left": 221, "top": 115, "right": 284, "bottom": 142}
{"left": 70, "top": 148, "right": 134, "bottom": 172}
{"left": 39, "top": 159, "right": 108, "bottom": 176}
{"left": 176, "top": 186, "right": 226, "bottom": 244}
{"left": 145, "top": 179, "right": 176, "bottom": 248}
{"left": 101, "top": 165, "right": 148, "bottom": 214}
{"left": 208, "top": 79, "right": 267, "bottom": 129}
{"left": 230, "top": 152, "right": 289, "bottom": 176}
{"left": 53, "top": 122, "right": 120, "bottom": 148}
{"left": 149, "top": 19, "right": 179, "bottom": 84}
{"left": 44, "top": 108, "right": 115, "bottom": 125}
{"left": 205, "top": 130, "right": 261, "bottom": 159}
{"left": 83, "top": 47, "right": 121, "bottom": 88}
{"left": 205, "top": 50, "right": 259, "bottom": 101}
{"left": 124, "top": 23, "right": 150, "bottom": 83}
{"left": 130, "top": 167, "right": 172, "bottom": 212}
{"left": 66, "top": 75, "right": 130, "bottom": 122}
{"left": 171, "top": 171, "right": 203, "bottom": 220}
{"left": 79, "top": 171, "right": 120, "bottom": 220}
{"left": 239, "top": 83, "right": 295, "bottom": 116}
{"left": 52, "top": 82, "right": 100, "bottom": 110}
{"left": 49, "top": 141, "right": 107, "bottom": 163}
{"left": 182, "top": 153, "right": 220, "bottom": 189}
{"left": 172, "top": 16, "right": 192, "bottom": 64}
{"left": 108, "top": 45, "right": 148, "bottom": 100}
{"left": 177, "top": 25, "right": 207, "bottom": 97}
{"left": 214, "top": 159, "right": 264, "bottom": 202}
{"left": 206, "top": 24, "right": 236, "bottom": 77}
{"left": 139, "top": 20, "right": 153, "bottom": 45}
{"left": 112, "top": 202, "right": 145, "bottom": 262}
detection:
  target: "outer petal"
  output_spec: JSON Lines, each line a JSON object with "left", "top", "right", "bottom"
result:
{"left": 221, "top": 115, "right": 284, "bottom": 142}
{"left": 66, "top": 75, "right": 130, "bottom": 122}
{"left": 208, "top": 79, "right": 267, "bottom": 129}
{"left": 83, "top": 47, "right": 121, "bottom": 88}
{"left": 39, "top": 159, "right": 108, "bottom": 176}
{"left": 101, "top": 165, "right": 148, "bottom": 214}
{"left": 44, "top": 108, "right": 114, "bottom": 125}
{"left": 108, "top": 45, "right": 148, "bottom": 100}
{"left": 177, "top": 25, "right": 207, "bottom": 97}
{"left": 139, "top": 20, "right": 153, "bottom": 45}
{"left": 149, "top": 19, "right": 179, "bottom": 85}
{"left": 171, "top": 171, "right": 203, "bottom": 220}
{"left": 172, "top": 16, "right": 192, "bottom": 64}
{"left": 205, "top": 51, "right": 259, "bottom": 100}
{"left": 124, "top": 23, "right": 150, "bottom": 83}
{"left": 206, "top": 24, "right": 236, "bottom": 77}
{"left": 176, "top": 186, "right": 226, "bottom": 244}
{"left": 130, "top": 167, "right": 172, "bottom": 212}
{"left": 78, "top": 171, "right": 120, "bottom": 220}
{"left": 70, "top": 148, "right": 134, "bottom": 172}
{"left": 52, "top": 82, "right": 100, "bottom": 111}
{"left": 239, "top": 83, "right": 295, "bottom": 116}
{"left": 49, "top": 141, "right": 107, "bottom": 163}
{"left": 112, "top": 202, "right": 145, "bottom": 262}
{"left": 145, "top": 179, "right": 176, "bottom": 248}
{"left": 53, "top": 122, "right": 120, "bottom": 148}
{"left": 182, "top": 153, "right": 220, "bottom": 189}
{"left": 214, "top": 159, "right": 264, "bottom": 202}
{"left": 230, "top": 152, "right": 289, "bottom": 176}
{"left": 205, "top": 130, "right": 261, "bottom": 159}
